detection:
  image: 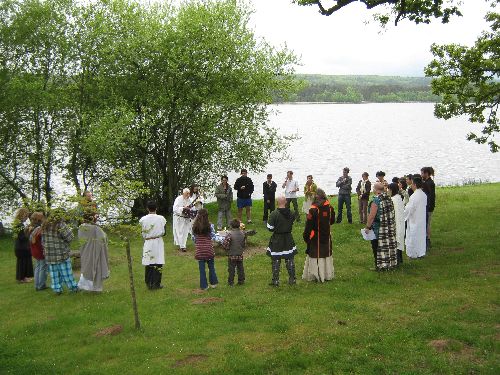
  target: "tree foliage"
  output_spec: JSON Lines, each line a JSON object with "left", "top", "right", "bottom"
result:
{"left": 425, "top": 10, "right": 499, "bottom": 152}
{"left": 293, "top": 0, "right": 462, "bottom": 26}
{"left": 0, "top": 0, "right": 299, "bottom": 216}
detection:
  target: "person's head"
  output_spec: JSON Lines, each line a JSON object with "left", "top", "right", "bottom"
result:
{"left": 221, "top": 175, "right": 228, "bottom": 184}
{"left": 307, "top": 175, "right": 313, "bottom": 182}
{"left": 267, "top": 174, "right": 273, "bottom": 182}
{"left": 230, "top": 219, "right": 240, "bottom": 229}
{"left": 192, "top": 208, "right": 210, "bottom": 235}
{"left": 14, "top": 208, "right": 30, "bottom": 223}
{"left": 43, "top": 208, "right": 66, "bottom": 231}
{"left": 147, "top": 200, "right": 157, "bottom": 213}
{"left": 388, "top": 183, "right": 399, "bottom": 197}
{"left": 277, "top": 195, "right": 287, "bottom": 208}
{"left": 412, "top": 176, "right": 423, "bottom": 189}
{"left": 287, "top": 171, "right": 293, "bottom": 179}
{"left": 30, "top": 212, "right": 45, "bottom": 226}
{"left": 373, "top": 182, "right": 384, "bottom": 195}
{"left": 362, "top": 172, "right": 369, "bottom": 180}
{"left": 190, "top": 184, "right": 199, "bottom": 195}
{"left": 421, "top": 166, "right": 434, "bottom": 179}
{"left": 83, "top": 190, "right": 93, "bottom": 201}
{"left": 406, "top": 174, "right": 413, "bottom": 186}
{"left": 391, "top": 177, "right": 399, "bottom": 184}
{"left": 240, "top": 168, "right": 247, "bottom": 176}
{"left": 376, "top": 171, "right": 386, "bottom": 181}
{"left": 315, "top": 188, "right": 327, "bottom": 202}
{"left": 399, "top": 178, "right": 407, "bottom": 190}
{"left": 343, "top": 167, "right": 349, "bottom": 177}
{"left": 182, "top": 188, "right": 190, "bottom": 198}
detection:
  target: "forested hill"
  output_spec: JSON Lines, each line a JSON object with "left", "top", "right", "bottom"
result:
{"left": 276, "top": 74, "right": 441, "bottom": 103}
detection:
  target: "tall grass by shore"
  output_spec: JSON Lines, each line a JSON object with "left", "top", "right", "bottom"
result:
{"left": 0, "top": 183, "right": 499, "bottom": 374}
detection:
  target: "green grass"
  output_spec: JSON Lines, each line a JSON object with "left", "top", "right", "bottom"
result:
{"left": 1, "top": 184, "right": 499, "bottom": 374}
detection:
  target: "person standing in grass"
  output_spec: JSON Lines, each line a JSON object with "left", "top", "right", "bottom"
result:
{"left": 13, "top": 208, "right": 34, "bottom": 284}
{"left": 140, "top": 200, "right": 166, "bottom": 290}
{"left": 404, "top": 176, "right": 427, "bottom": 259}
{"left": 336, "top": 167, "right": 352, "bottom": 223}
{"left": 222, "top": 219, "right": 246, "bottom": 286}
{"left": 263, "top": 174, "right": 277, "bottom": 223}
{"left": 29, "top": 212, "right": 48, "bottom": 291}
{"left": 172, "top": 188, "right": 192, "bottom": 252}
{"left": 421, "top": 166, "right": 436, "bottom": 250}
{"left": 215, "top": 175, "right": 233, "bottom": 230}
{"left": 356, "top": 172, "right": 371, "bottom": 224}
{"left": 302, "top": 175, "right": 317, "bottom": 216}
{"left": 365, "top": 183, "right": 398, "bottom": 271}
{"left": 234, "top": 169, "right": 254, "bottom": 224}
{"left": 302, "top": 188, "right": 335, "bottom": 282}
{"left": 42, "top": 209, "right": 79, "bottom": 294}
{"left": 266, "top": 196, "right": 297, "bottom": 286}
{"left": 77, "top": 212, "right": 109, "bottom": 292}
{"left": 283, "top": 170, "right": 300, "bottom": 222}
{"left": 389, "top": 183, "right": 405, "bottom": 265}
{"left": 192, "top": 209, "right": 219, "bottom": 290}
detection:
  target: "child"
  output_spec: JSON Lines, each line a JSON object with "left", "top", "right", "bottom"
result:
{"left": 29, "top": 212, "right": 48, "bottom": 291}
{"left": 192, "top": 209, "right": 218, "bottom": 290}
{"left": 222, "top": 219, "right": 246, "bottom": 286}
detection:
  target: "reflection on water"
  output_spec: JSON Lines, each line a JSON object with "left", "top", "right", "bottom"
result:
{"left": 228, "top": 103, "right": 500, "bottom": 197}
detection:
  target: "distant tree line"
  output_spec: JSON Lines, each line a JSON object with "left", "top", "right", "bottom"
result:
{"left": 277, "top": 75, "right": 441, "bottom": 103}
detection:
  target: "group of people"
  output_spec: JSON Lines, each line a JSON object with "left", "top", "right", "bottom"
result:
{"left": 12, "top": 192, "right": 110, "bottom": 294}
{"left": 13, "top": 165, "right": 436, "bottom": 293}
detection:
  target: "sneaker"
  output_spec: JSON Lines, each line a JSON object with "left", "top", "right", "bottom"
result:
{"left": 201, "top": 287, "right": 209, "bottom": 291}
{"left": 210, "top": 284, "right": 218, "bottom": 289}
{"left": 247, "top": 220, "right": 252, "bottom": 224}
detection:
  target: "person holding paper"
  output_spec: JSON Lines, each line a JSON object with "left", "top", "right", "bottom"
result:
{"left": 365, "top": 182, "right": 397, "bottom": 271}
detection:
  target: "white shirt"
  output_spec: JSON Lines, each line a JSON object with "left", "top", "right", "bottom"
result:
{"left": 139, "top": 213, "right": 166, "bottom": 265}
{"left": 284, "top": 179, "right": 299, "bottom": 199}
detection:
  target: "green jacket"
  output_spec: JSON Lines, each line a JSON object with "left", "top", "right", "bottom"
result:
{"left": 215, "top": 183, "right": 233, "bottom": 210}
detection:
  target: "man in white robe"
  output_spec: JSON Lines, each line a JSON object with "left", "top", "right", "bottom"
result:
{"left": 139, "top": 200, "right": 166, "bottom": 289}
{"left": 173, "top": 188, "right": 192, "bottom": 252}
{"left": 404, "top": 176, "right": 427, "bottom": 259}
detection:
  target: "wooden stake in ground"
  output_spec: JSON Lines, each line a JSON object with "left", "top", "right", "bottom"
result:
{"left": 125, "top": 238, "right": 141, "bottom": 330}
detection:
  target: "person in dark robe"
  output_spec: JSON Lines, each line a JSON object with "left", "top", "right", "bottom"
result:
{"left": 14, "top": 208, "right": 34, "bottom": 283}
{"left": 262, "top": 174, "right": 277, "bottom": 223}
{"left": 266, "top": 196, "right": 297, "bottom": 286}
{"left": 302, "top": 188, "right": 335, "bottom": 282}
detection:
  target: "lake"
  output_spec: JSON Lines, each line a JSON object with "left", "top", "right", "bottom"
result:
{"left": 228, "top": 103, "right": 500, "bottom": 197}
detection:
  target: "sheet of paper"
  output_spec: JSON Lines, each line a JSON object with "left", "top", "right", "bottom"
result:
{"left": 361, "top": 228, "right": 376, "bottom": 241}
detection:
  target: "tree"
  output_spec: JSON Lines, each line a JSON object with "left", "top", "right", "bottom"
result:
{"left": 293, "top": 0, "right": 462, "bottom": 26}
{"left": 425, "top": 10, "right": 499, "bottom": 152}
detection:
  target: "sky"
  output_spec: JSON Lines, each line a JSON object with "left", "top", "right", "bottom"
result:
{"left": 248, "top": 0, "right": 494, "bottom": 76}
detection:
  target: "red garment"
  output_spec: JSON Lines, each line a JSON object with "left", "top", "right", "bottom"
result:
{"left": 30, "top": 227, "right": 44, "bottom": 260}
{"left": 194, "top": 234, "right": 215, "bottom": 260}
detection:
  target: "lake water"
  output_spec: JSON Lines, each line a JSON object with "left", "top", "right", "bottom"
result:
{"left": 228, "top": 103, "right": 500, "bottom": 197}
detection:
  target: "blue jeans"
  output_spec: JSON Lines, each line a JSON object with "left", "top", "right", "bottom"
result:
{"left": 198, "top": 258, "right": 218, "bottom": 289}
{"left": 34, "top": 258, "right": 48, "bottom": 290}
{"left": 337, "top": 194, "right": 352, "bottom": 223}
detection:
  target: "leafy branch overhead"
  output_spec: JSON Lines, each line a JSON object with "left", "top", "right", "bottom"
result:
{"left": 425, "top": 11, "right": 500, "bottom": 152}
{"left": 294, "top": 0, "right": 462, "bottom": 26}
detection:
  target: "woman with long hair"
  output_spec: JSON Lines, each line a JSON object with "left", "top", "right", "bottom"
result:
{"left": 192, "top": 209, "right": 218, "bottom": 290}
{"left": 13, "top": 208, "right": 33, "bottom": 283}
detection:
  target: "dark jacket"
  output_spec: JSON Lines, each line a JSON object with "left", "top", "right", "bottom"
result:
{"left": 14, "top": 224, "right": 31, "bottom": 258}
{"left": 355, "top": 179, "right": 371, "bottom": 200}
{"left": 336, "top": 176, "right": 352, "bottom": 195}
{"left": 303, "top": 200, "right": 335, "bottom": 258}
{"left": 263, "top": 181, "right": 277, "bottom": 200}
{"left": 234, "top": 176, "right": 254, "bottom": 199}
{"left": 422, "top": 178, "right": 436, "bottom": 212}
{"left": 225, "top": 229, "right": 246, "bottom": 257}
{"left": 266, "top": 208, "right": 297, "bottom": 259}
{"left": 215, "top": 183, "right": 233, "bottom": 210}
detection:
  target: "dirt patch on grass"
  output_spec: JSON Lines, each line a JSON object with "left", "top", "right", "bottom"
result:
{"left": 191, "top": 297, "right": 224, "bottom": 305}
{"left": 94, "top": 324, "right": 123, "bottom": 337}
{"left": 172, "top": 354, "right": 208, "bottom": 368}
{"left": 429, "top": 339, "right": 450, "bottom": 352}
{"left": 429, "top": 339, "right": 479, "bottom": 362}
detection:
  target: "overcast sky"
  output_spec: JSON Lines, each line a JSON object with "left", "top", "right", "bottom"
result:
{"left": 249, "top": 0, "right": 494, "bottom": 76}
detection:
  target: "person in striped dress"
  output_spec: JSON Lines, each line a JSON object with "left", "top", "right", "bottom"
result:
{"left": 192, "top": 209, "right": 219, "bottom": 290}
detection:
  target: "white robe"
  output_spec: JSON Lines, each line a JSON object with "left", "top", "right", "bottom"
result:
{"left": 172, "top": 195, "right": 191, "bottom": 248}
{"left": 139, "top": 214, "right": 166, "bottom": 265}
{"left": 404, "top": 189, "right": 427, "bottom": 258}
{"left": 391, "top": 195, "right": 405, "bottom": 252}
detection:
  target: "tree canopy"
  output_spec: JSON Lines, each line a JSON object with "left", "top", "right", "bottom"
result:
{"left": 0, "top": 0, "right": 299, "bottom": 216}
{"left": 293, "top": 0, "right": 462, "bottom": 26}
{"left": 425, "top": 10, "right": 499, "bottom": 152}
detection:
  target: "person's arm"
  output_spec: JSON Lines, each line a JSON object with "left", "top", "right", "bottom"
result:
{"left": 173, "top": 197, "right": 185, "bottom": 215}
{"left": 365, "top": 203, "right": 378, "bottom": 233}
{"left": 329, "top": 205, "right": 335, "bottom": 225}
{"left": 303, "top": 208, "right": 314, "bottom": 243}
{"left": 214, "top": 185, "right": 225, "bottom": 199}
{"left": 346, "top": 177, "right": 352, "bottom": 191}
{"left": 356, "top": 181, "right": 361, "bottom": 196}
{"left": 263, "top": 182, "right": 268, "bottom": 198}
{"left": 336, "top": 177, "right": 343, "bottom": 188}
{"left": 58, "top": 223, "right": 74, "bottom": 243}
{"left": 222, "top": 233, "right": 232, "bottom": 251}
{"left": 248, "top": 179, "right": 254, "bottom": 195}
{"left": 267, "top": 212, "right": 276, "bottom": 232}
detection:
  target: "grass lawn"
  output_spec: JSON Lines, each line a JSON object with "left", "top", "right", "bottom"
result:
{"left": 0, "top": 183, "right": 499, "bottom": 374}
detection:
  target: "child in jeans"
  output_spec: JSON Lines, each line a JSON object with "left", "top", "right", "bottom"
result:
{"left": 222, "top": 219, "right": 246, "bottom": 286}
{"left": 29, "top": 212, "right": 48, "bottom": 291}
{"left": 192, "top": 209, "right": 218, "bottom": 290}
